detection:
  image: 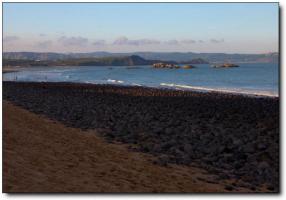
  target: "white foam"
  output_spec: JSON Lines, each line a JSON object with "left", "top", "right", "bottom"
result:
{"left": 84, "top": 81, "right": 94, "bottom": 84}
{"left": 160, "top": 83, "right": 278, "bottom": 97}
{"left": 107, "top": 79, "right": 124, "bottom": 84}
{"left": 132, "top": 83, "right": 142, "bottom": 86}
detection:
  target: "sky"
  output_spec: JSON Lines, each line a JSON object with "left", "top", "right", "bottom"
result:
{"left": 3, "top": 3, "right": 279, "bottom": 54}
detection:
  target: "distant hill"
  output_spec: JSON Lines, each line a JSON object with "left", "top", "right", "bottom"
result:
{"left": 3, "top": 59, "right": 52, "bottom": 67}
{"left": 180, "top": 58, "right": 209, "bottom": 64}
{"left": 3, "top": 55, "right": 176, "bottom": 67}
{"left": 56, "top": 55, "right": 155, "bottom": 66}
{"left": 3, "top": 51, "right": 279, "bottom": 63}
{"left": 132, "top": 52, "right": 279, "bottom": 63}
{"left": 3, "top": 52, "right": 71, "bottom": 61}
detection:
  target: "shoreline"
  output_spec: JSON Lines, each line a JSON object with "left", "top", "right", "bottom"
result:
{"left": 159, "top": 83, "right": 278, "bottom": 98}
{"left": 3, "top": 80, "right": 279, "bottom": 99}
{"left": 3, "top": 81, "right": 279, "bottom": 192}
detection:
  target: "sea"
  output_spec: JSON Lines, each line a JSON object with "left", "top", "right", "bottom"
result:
{"left": 3, "top": 63, "right": 279, "bottom": 97}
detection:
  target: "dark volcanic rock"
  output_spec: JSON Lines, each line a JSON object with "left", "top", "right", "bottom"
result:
{"left": 3, "top": 81, "right": 279, "bottom": 191}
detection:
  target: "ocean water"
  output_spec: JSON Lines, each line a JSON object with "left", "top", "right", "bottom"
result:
{"left": 3, "top": 63, "right": 279, "bottom": 97}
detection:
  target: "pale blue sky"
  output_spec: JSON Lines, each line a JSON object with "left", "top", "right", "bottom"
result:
{"left": 3, "top": 3, "right": 279, "bottom": 53}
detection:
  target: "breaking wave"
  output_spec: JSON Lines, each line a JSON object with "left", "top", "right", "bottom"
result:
{"left": 107, "top": 79, "right": 124, "bottom": 84}
{"left": 160, "top": 83, "right": 278, "bottom": 97}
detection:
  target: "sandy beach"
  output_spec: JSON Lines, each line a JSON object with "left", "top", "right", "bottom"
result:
{"left": 3, "top": 100, "right": 255, "bottom": 193}
{"left": 3, "top": 82, "right": 279, "bottom": 192}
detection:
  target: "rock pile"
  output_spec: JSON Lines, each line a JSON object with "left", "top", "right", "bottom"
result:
{"left": 3, "top": 82, "right": 279, "bottom": 192}
{"left": 153, "top": 63, "right": 180, "bottom": 69}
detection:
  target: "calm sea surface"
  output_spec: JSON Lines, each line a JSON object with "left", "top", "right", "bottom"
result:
{"left": 3, "top": 63, "right": 279, "bottom": 97}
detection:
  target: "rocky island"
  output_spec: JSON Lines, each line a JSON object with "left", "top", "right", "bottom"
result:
{"left": 182, "top": 65, "right": 196, "bottom": 69}
{"left": 153, "top": 63, "right": 196, "bottom": 69}
{"left": 212, "top": 63, "right": 239, "bottom": 68}
{"left": 153, "top": 63, "right": 180, "bottom": 69}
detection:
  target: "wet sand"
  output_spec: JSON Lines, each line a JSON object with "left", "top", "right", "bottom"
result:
{"left": 3, "top": 81, "right": 279, "bottom": 192}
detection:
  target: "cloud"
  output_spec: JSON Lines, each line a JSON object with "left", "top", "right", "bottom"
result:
{"left": 39, "top": 33, "right": 46, "bottom": 37}
{"left": 198, "top": 40, "right": 204, "bottom": 43}
{"left": 210, "top": 39, "right": 224, "bottom": 43}
{"left": 4, "top": 36, "right": 20, "bottom": 43}
{"left": 137, "top": 39, "right": 161, "bottom": 45}
{"left": 113, "top": 36, "right": 128, "bottom": 45}
{"left": 113, "top": 36, "right": 160, "bottom": 46}
{"left": 180, "top": 39, "right": 196, "bottom": 44}
{"left": 92, "top": 40, "right": 106, "bottom": 46}
{"left": 58, "top": 36, "right": 89, "bottom": 47}
{"left": 165, "top": 39, "right": 179, "bottom": 45}
{"left": 35, "top": 40, "right": 53, "bottom": 49}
